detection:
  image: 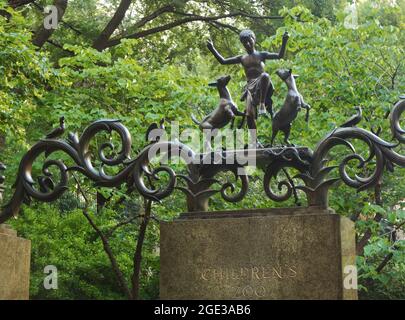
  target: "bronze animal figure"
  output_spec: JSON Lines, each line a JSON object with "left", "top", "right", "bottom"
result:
{"left": 339, "top": 106, "right": 362, "bottom": 128}
{"left": 270, "top": 68, "right": 311, "bottom": 147}
{"left": 145, "top": 118, "right": 165, "bottom": 143}
{"left": 46, "top": 116, "right": 65, "bottom": 139}
{"left": 192, "top": 75, "right": 244, "bottom": 150}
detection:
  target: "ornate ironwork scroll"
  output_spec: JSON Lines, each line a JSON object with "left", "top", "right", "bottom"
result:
{"left": 1, "top": 97, "right": 404, "bottom": 223}
{"left": 296, "top": 97, "right": 405, "bottom": 207}
{"left": 0, "top": 120, "right": 193, "bottom": 223}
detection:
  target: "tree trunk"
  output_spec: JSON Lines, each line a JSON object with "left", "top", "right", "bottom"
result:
{"left": 32, "top": 0, "right": 68, "bottom": 48}
{"left": 82, "top": 207, "right": 132, "bottom": 299}
{"left": 356, "top": 181, "right": 383, "bottom": 255}
{"left": 131, "top": 199, "right": 151, "bottom": 300}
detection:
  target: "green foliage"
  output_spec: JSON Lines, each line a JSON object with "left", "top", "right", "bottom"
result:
{"left": 12, "top": 204, "right": 128, "bottom": 299}
{"left": 10, "top": 200, "right": 162, "bottom": 300}
{"left": 357, "top": 237, "right": 405, "bottom": 299}
{"left": 0, "top": 3, "right": 58, "bottom": 146}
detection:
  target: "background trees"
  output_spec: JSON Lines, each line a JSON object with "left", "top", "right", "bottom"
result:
{"left": 0, "top": 0, "right": 404, "bottom": 299}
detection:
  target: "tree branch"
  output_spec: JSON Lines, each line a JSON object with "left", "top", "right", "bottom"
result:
{"left": 92, "top": 0, "right": 132, "bottom": 51}
{"left": 81, "top": 207, "right": 132, "bottom": 299}
{"left": 46, "top": 38, "right": 74, "bottom": 55}
{"left": 73, "top": 175, "right": 132, "bottom": 299}
{"left": 174, "top": 10, "right": 282, "bottom": 20}
{"left": 391, "top": 62, "right": 401, "bottom": 90}
{"left": 376, "top": 220, "right": 405, "bottom": 273}
{"left": 0, "top": 9, "right": 11, "bottom": 20}
{"left": 104, "top": 11, "right": 283, "bottom": 49}
{"left": 8, "top": 0, "right": 35, "bottom": 8}
{"left": 131, "top": 4, "right": 175, "bottom": 30}
{"left": 208, "top": 20, "right": 240, "bottom": 34}
{"left": 105, "top": 214, "right": 139, "bottom": 239}
{"left": 376, "top": 250, "right": 395, "bottom": 273}
{"left": 32, "top": 2, "right": 83, "bottom": 36}
{"left": 356, "top": 181, "right": 383, "bottom": 255}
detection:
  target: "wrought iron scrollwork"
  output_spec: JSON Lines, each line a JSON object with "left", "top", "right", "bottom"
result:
{"left": 297, "top": 98, "right": 405, "bottom": 206}
{"left": 176, "top": 151, "right": 250, "bottom": 211}
{"left": 1, "top": 97, "right": 405, "bottom": 221}
{"left": 131, "top": 140, "right": 196, "bottom": 201}
{"left": 263, "top": 147, "right": 312, "bottom": 203}
{"left": 0, "top": 120, "right": 192, "bottom": 223}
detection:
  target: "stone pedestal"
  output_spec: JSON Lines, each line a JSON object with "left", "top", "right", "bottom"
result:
{"left": 160, "top": 207, "right": 357, "bottom": 300}
{"left": 0, "top": 224, "right": 31, "bottom": 300}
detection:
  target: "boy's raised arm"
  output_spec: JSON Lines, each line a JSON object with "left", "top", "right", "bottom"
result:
{"left": 262, "top": 31, "right": 289, "bottom": 60}
{"left": 207, "top": 40, "right": 241, "bottom": 65}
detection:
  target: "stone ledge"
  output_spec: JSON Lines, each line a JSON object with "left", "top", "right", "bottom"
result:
{"left": 178, "top": 206, "right": 334, "bottom": 220}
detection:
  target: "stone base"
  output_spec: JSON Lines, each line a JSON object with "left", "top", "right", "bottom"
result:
{"left": 160, "top": 207, "right": 357, "bottom": 300}
{"left": 0, "top": 224, "right": 31, "bottom": 300}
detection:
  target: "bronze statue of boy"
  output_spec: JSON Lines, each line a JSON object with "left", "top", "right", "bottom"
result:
{"left": 207, "top": 30, "right": 289, "bottom": 131}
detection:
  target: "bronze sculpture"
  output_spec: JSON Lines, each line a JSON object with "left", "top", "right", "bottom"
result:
{"left": 270, "top": 68, "right": 311, "bottom": 146}
{"left": 207, "top": 30, "right": 289, "bottom": 132}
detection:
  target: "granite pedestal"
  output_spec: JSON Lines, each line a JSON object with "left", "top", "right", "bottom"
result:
{"left": 0, "top": 224, "right": 31, "bottom": 300}
{"left": 160, "top": 207, "right": 357, "bottom": 300}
